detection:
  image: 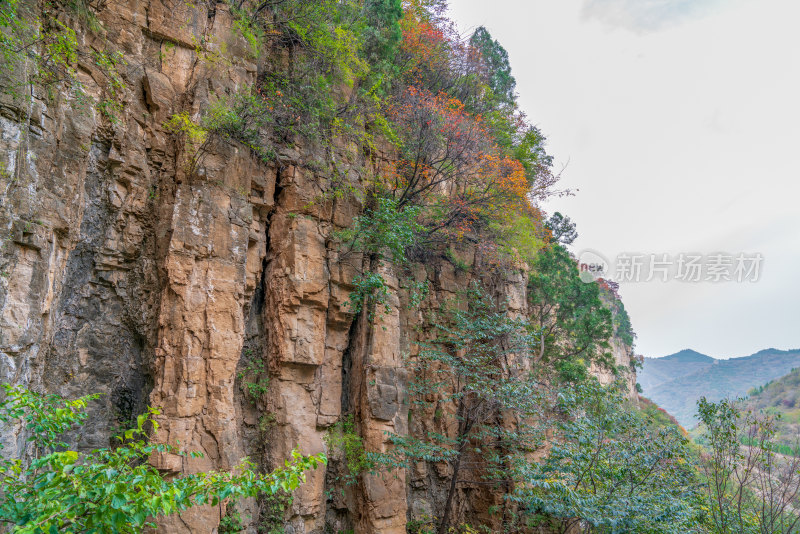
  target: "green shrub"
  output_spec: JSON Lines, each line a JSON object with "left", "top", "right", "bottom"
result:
{"left": 238, "top": 358, "right": 269, "bottom": 404}
{"left": 258, "top": 491, "right": 292, "bottom": 533}
{"left": 219, "top": 508, "right": 245, "bottom": 534}
{"left": 0, "top": 384, "right": 325, "bottom": 533}
{"left": 324, "top": 415, "right": 372, "bottom": 486}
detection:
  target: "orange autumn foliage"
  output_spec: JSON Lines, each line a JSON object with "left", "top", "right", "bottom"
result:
{"left": 385, "top": 85, "right": 531, "bottom": 236}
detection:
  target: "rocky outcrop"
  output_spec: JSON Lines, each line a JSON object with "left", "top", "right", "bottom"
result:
{"left": 0, "top": 1, "right": 269, "bottom": 529}
{"left": 0, "top": 2, "right": 637, "bottom": 532}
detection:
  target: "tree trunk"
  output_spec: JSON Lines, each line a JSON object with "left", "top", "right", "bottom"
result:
{"left": 438, "top": 398, "right": 468, "bottom": 534}
{"left": 438, "top": 449, "right": 463, "bottom": 534}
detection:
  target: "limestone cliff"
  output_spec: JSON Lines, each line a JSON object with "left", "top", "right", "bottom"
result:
{"left": 0, "top": 2, "right": 637, "bottom": 532}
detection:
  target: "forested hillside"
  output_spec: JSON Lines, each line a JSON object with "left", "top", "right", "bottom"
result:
{"left": 742, "top": 367, "right": 800, "bottom": 452}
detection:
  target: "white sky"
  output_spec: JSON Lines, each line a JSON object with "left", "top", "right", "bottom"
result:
{"left": 448, "top": 0, "right": 800, "bottom": 359}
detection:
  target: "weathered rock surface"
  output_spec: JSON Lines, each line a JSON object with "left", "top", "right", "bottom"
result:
{"left": 0, "top": 2, "right": 636, "bottom": 532}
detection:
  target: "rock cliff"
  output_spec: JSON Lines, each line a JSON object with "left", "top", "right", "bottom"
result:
{"left": 0, "top": 2, "right": 636, "bottom": 532}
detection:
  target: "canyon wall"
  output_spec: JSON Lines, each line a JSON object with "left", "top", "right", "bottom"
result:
{"left": 0, "top": 2, "right": 636, "bottom": 532}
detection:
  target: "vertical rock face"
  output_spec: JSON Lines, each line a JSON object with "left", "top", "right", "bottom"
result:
{"left": 0, "top": 1, "right": 269, "bottom": 529}
{"left": 0, "top": 2, "right": 637, "bottom": 533}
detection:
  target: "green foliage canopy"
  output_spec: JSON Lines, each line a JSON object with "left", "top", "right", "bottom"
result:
{"left": 545, "top": 211, "right": 577, "bottom": 245}
{"left": 528, "top": 244, "right": 613, "bottom": 382}
{"left": 468, "top": 26, "right": 516, "bottom": 107}
{"left": 513, "top": 380, "right": 704, "bottom": 533}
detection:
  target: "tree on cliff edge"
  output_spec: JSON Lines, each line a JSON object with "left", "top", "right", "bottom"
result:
{"left": 528, "top": 244, "right": 614, "bottom": 383}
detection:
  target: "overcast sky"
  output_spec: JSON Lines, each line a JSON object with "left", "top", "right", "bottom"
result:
{"left": 448, "top": 0, "right": 800, "bottom": 359}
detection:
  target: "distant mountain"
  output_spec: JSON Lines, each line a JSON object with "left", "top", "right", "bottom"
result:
{"left": 638, "top": 348, "right": 800, "bottom": 428}
{"left": 637, "top": 349, "right": 714, "bottom": 392}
